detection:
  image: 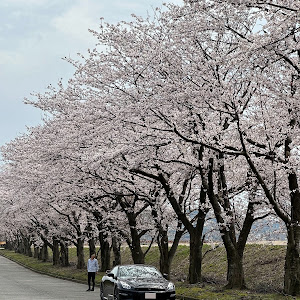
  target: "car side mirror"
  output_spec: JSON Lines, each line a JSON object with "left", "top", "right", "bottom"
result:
{"left": 107, "top": 272, "right": 115, "bottom": 278}
{"left": 163, "top": 273, "right": 169, "bottom": 279}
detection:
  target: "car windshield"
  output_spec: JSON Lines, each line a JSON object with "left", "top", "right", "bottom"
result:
{"left": 119, "top": 266, "right": 162, "bottom": 279}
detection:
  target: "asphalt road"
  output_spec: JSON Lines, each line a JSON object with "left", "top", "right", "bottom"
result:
{"left": 0, "top": 254, "right": 100, "bottom": 300}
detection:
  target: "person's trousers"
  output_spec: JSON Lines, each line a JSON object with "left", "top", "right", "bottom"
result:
{"left": 88, "top": 272, "right": 96, "bottom": 290}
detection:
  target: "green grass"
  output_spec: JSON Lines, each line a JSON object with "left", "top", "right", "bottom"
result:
{"left": 175, "top": 282, "right": 295, "bottom": 300}
{"left": 0, "top": 245, "right": 298, "bottom": 299}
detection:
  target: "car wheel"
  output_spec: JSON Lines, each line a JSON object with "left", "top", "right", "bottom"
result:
{"left": 100, "top": 283, "right": 104, "bottom": 300}
{"left": 114, "top": 287, "right": 119, "bottom": 300}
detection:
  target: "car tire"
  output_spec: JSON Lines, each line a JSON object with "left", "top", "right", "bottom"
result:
{"left": 114, "top": 287, "right": 119, "bottom": 300}
{"left": 100, "top": 283, "right": 104, "bottom": 300}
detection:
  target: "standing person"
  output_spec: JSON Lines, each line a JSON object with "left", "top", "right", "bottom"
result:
{"left": 87, "top": 253, "right": 99, "bottom": 291}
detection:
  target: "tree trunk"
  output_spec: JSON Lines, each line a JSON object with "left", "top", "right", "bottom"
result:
{"left": 52, "top": 238, "right": 60, "bottom": 266}
{"left": 112, "top": 236, "right": 121, "bottom": 266}
{"left": 27, "top": 243, "right": 33, "bottom": 257}
{"left": 128, "top": 211, "right": 145, "bottom": 264}
{"left": 23, "top": 238, "right": 27, "bottom": 255}
{"left": 157, "top": 228, "right": 184, "bottom": 279}
{"left": 118, "top": 198, "right": 145, "bottom": 265}
{"left": 5, "top": 240, "right": 14, "bottom": 250}
{"left": 23, "top": 237, "right": 32, "bottom": 257}
{"left": 158, "top": 229, "right": 170, "bottom": 277}
{"left": 223, "top": 201, "right": 256, "bottom": 290}
{"left": 225, "top": 246, "right": 246, "bottom": 289}
{"left": 16, "top": 236, "right": 24, "bottom": 254}
{"left": 130, "top": 237, "right": 145, "bottom": 264}
{"left": 41, "top": 242, "right": 48, "bottom": 262}
{"left": 88, "top": 238, "right": 96, "bottom": 258}
{"left": 37, "top": 247, "right": 42, "bottom": 260}
{"left": 160, "top": 259, "right": 171, "bottom": 279}
{"left": 284, "top": 170, "right": 300, "bottom": 295}
{"left": 59, "top": 241, "right": 69, "bottom": 267}
{"left": 99, "top": 232, "right": 110, "bottom": 271}
{"left": 284, "top": 225, "right": 300, "bottom": 295}
{"left": 188, "top": 230, "right": 203, "bottom": 283}
{"left": 76, "top": 238, "right": 85, "bottom": 269}
{"left": 153, "top": 210, "right": 184, "bottom": 279}
{"left": 33, "top": 246, "right": 39, "bottom": 259}
{"left": 205, "top": 156, "right": 248, "bottom": 289}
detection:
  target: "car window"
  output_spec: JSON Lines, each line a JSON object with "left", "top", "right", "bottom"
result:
{"left": 111, "top": 266, "right": 118, "bottom": 277}
{"left": 119, "top": 266, "right": 162, "bottom": 278}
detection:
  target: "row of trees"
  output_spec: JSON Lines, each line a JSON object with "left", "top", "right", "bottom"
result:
{"left": 0, "top": 0, "right": 299, "bottom": 295}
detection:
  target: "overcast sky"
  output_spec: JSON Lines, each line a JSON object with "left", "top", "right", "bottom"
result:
{"left": 0, "top": 0, "right": 183, "bottom": 147}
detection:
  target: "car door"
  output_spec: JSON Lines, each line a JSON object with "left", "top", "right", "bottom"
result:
{"left": 106, "top": 266, "right": 118, "bottom": 298}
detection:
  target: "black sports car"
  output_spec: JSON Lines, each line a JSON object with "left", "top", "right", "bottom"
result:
{"left": 100, "top": 264, "right": 176, "bottom": 300}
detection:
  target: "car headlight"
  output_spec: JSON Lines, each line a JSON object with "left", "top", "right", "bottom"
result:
{"left": 167, "top": 282, "right": 175, "bottom": 291}
{"left": 119, "top": 280, "right": 132, "bottom": 289}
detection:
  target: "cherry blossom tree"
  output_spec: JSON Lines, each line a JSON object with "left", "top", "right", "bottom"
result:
{"left": 167, "top": 0, "right": 300, "bottom": 294}
{"left": 1, "top": 0, "right": 298, "bottom": 294}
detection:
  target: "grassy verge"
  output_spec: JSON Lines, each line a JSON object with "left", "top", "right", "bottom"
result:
{"left": 0, "top": 246, "right": 298, "bottom": 299}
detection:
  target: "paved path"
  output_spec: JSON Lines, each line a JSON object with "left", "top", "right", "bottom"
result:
{"left": 0, "top": 254, "right": 100, "bottom": 299}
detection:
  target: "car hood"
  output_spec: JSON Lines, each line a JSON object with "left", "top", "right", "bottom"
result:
{"left": 119, "top": 277, "right": 168, "bottom": 289}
